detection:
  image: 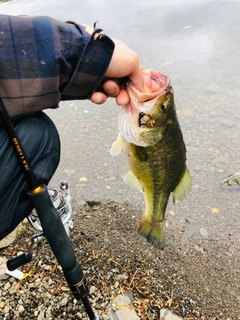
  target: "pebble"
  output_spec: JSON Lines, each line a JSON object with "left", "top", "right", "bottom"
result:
{"left": 160, "top": 308, "right": 183, "bottom": 320}
{"left": 37, "top": 310, "right": 45, "bottom": 320}
{"left": 89, "top": 285, "right": 98, "bottom": 295}
{"left": 4, "top": 306, "right": 10, "bottom": 314}
{"left": 63, "top": 168, "right": 76, "bottom": 175}
{"left": 76, "top": 312, "right": 83, "bottom": 319}
{"left": 115, "top": 273, "right": 129, "bottom": 281}
{"left": 60, "top": 294, "right": 69, "bottom": 306}
{"left": 0, "top": 257, "right": 8, "bottom": 280}
{"left": 3, "top": 282, "right": 11, "bottom": 291}
{"left": 107, "top": 294, "right": 140, "bottom": 320}
{"left": 194, "top": 245, "right": 204, "bottom": 253}
{"left": 212, "top": 156, "right": 229, "bottom": 164}
{"left": 18, "top": 305, "right": 25, "bottom": 314}
{"left": 199, "top": 228, "right": 208, "bottom": 237}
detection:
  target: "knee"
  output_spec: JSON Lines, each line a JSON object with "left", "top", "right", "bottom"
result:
{"left": 16, "top": 112, "right": 61, "bottom": 184}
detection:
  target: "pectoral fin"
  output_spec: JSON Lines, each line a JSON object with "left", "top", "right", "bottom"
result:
{"left": 110, "top": 134, "right": 122, "bottom": 156}
{"left": 172, "top": 168, "right": 192, "bottom": 204}
{"left": 122, "top": 171, "right": 143, "bottom": 193}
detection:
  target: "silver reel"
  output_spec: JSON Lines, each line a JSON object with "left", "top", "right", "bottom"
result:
{"left": 28, "top": 181, "right": 73, "bottom": 238}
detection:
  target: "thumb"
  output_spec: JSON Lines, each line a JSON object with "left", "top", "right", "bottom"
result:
{"left": 128, "top": 67, "right": 145, "bottom": 92}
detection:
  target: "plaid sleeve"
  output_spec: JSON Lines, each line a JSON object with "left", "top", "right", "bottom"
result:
{"left": 61, "top": 21, "right": 115, "bottom": 100}
{"left": 0, "top": 15, "right": 115, "bottom": 120}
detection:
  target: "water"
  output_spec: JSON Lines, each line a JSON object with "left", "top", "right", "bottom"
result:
{"left": 1, "top": 0, "right": 240, "bottom": 244}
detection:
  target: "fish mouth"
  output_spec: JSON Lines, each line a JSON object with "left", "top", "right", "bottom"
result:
{"left": 127, "top": 69, "right": 170, "bottom": 102}
{"left": 138, "top": 112, "right": 156, "bottom": 128}
{"left": 118, "top": 69, "right": 171, "bottom": 146}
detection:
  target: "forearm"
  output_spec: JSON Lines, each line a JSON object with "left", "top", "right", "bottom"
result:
{"left": 0, "top": 15, "right": 115, "bottom": 120}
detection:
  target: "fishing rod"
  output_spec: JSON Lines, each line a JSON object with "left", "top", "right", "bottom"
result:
{"left": 0, "top": 97, "right": 99, "bottom": 320}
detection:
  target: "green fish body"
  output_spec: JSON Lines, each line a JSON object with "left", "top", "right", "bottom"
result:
{"left": 111, "top": 69, "right": 191, "bottom": 249}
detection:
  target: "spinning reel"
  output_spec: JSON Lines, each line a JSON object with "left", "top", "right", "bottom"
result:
{"left": 7, "top": 180, "right": 73, "bottom": 271}
{"left": 28, "top": 180, "right": 73, "bottom": 237}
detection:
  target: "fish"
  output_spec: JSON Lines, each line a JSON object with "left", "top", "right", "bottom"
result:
{"left": 110, "top": 69, "right": 192, "bottom": 249}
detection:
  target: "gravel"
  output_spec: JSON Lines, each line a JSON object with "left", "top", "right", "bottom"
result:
{"left": 0, "top": 200, "right": 239, "bottom": 319}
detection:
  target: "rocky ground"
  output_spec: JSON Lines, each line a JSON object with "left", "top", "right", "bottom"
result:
{"left": 0, "top": 200, "right": 239, "bottom": 320}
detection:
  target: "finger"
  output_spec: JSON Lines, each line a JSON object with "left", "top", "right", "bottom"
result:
{"left": 90, "top": 92, "right": 107, "bottom": 104}
{"left": 102, "top": 80, "right": 121, "bottom": 97}
{"left": 128, "top": 65, "right": 145, "bottom": 92}
{"left": 115, "top": 89, "right": 130, "bottom": 106}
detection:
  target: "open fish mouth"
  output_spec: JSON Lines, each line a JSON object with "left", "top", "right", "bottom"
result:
{"left": 128, "top": 70, "right": 171, "bottom": 129}
{"left": 127, "top": 69, "right": 170, "bottom": 102}
{"left": 118, "top": 69, "right": 171, "bottom": 146}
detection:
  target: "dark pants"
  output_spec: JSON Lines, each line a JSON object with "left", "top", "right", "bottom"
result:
{"left": 0, "top": 112, "right": 60, "bottom": 240}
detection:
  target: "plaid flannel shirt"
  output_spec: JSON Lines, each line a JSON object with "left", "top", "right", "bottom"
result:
{"left": 0, "top": 14, "right": 115, "bottom": 120}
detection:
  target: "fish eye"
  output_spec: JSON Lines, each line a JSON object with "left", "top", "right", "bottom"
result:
{"left": 160, "top": 102, "right": 168, "bottom": 112}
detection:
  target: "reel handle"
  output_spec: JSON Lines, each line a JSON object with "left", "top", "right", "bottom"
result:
{"left": 7, "top": 252, "right": 32, "bottom": 271}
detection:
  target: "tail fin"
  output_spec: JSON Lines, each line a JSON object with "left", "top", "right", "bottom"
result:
{"left": 138, "top": 219, "right": 166, "bottom": 250}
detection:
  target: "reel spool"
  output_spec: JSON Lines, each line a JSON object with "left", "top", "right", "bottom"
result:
{"left": 28, "top": 181, "right": 73, "bottom": 237}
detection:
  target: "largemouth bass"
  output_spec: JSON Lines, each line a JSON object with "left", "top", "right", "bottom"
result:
{"left": 110, "top": 69, "right": 192, "bottom": 249}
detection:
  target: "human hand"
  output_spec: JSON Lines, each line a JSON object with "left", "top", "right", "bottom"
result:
{"left": 90, "top": 39, "right": 144, "bottom": 105}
